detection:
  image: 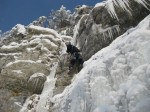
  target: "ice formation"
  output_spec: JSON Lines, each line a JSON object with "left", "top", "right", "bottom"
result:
{"left": 95, "top": 0, "right": 149, "bottom": 20}
{"left": 72, "top": 13, "right": 120, "bottom": 47}
{"left": 91, "top": 24, "right": 120, "bottom": 42}
{"left": 50, "top": 15, "right": 150, "bottom": 112}
{"left": 72, "top": 14, "right": 89, "bottom": 46}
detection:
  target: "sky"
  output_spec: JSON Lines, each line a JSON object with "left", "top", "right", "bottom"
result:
{"left": 0, "top": 0, "right": 103, "bottom": 32}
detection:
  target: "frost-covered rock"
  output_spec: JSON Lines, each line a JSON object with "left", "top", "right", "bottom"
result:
{"left": 11, "top": 24, "right": 26, "bottom": 35}
{"left": 28, "top": 73, "right": 47, "bottom": 94}
{"left": 49, "top": 14, "right": 150, "bottom": 112}
{"left": 0, "top": 24, "right": 66, "bottom": 112}
{"left": 20, "top": 94, "right": 40, "bottom": 112}
{"left": 72, "top": 13, "right": 121, "bottom": 60}
{"left": 60, "top": 35, "right": 72, "bottom": 44}
{"left": 28, "top": 25, "right": 60, "bottom": 38}
{"left": 0, "top": 25, "right": 27, "bottom": 47}
{"left": 75, "top": 5, "right": 93, "bottom": 16}
{"left": 72, "top": 0, "right": 150, "bottom": 60}
{"left": 29, "top": 16, "right": 47, "bottom": 27}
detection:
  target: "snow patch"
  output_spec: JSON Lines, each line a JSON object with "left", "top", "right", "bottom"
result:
{"left": 11, "top": 24, "right": 26, "bottom": 35}
{"left": 12, "top": 70, "right": 23, "bottom": 74}
{"left": 6, "top": 60, "right": 40, "bottom": 67}
{"left": 28, "top": 25, "right": 60, "bottom": 37}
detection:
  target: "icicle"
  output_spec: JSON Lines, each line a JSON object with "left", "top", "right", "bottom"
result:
{"left": 72, "top": 16, "right": 82, "bottom": 45}
{"left": 100, "top": 25, "right": 120, "bottom": 41}
{"left": 115, "top": 25, "right": 120, "bottom": 33}
{"left": 113, "top": 0, "right": 131, "bottom": 14}
{"left": 135, "top": 0, "right": 150, "bottom": 10}
{"left": 96, "top": 0, "right": 150, "bottom": 20}
{"left": 105, "top": 0, "right": 119, "bottom": 20}
{"left": 72, "top": 14, "right": 89, "bottom": 45}
{"left": 103, "top": 32, "right": 106, "bottom": 42}
{"left": 34, "top": 78, "right": 39, "bottom": 91}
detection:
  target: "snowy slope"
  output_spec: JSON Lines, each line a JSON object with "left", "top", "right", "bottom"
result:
{"left": 50, "top": 15, "right": 150, "bottom": 112}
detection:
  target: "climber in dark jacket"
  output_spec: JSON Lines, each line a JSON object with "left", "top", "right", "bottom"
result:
{"left": 66, "top": 42, "right": 80, "bottom": 55}
{"left": 73, "top": 52, "right": 80, "bottom": 60}
{"left": 77, "top": 57, "right": 84, "bottom": 65}
{"left": 69, "top": 58, "right": 76, "bottom": 70}
{"left": 76, "top": 54, "right": 84, "bottom": 71}
{"left": 69, "top": 52, "right": 84, "bottom": 71}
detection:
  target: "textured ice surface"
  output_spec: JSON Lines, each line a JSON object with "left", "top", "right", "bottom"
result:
{"left": 51, "top": 15, "right": 150, "bottom": 112}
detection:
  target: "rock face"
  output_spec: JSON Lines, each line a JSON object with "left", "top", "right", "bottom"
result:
{"left": 72, "top": 0, "right": 150, "bottom": 60}
{"left": 0, "top": 24, "right": 67, "bottom": 112}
